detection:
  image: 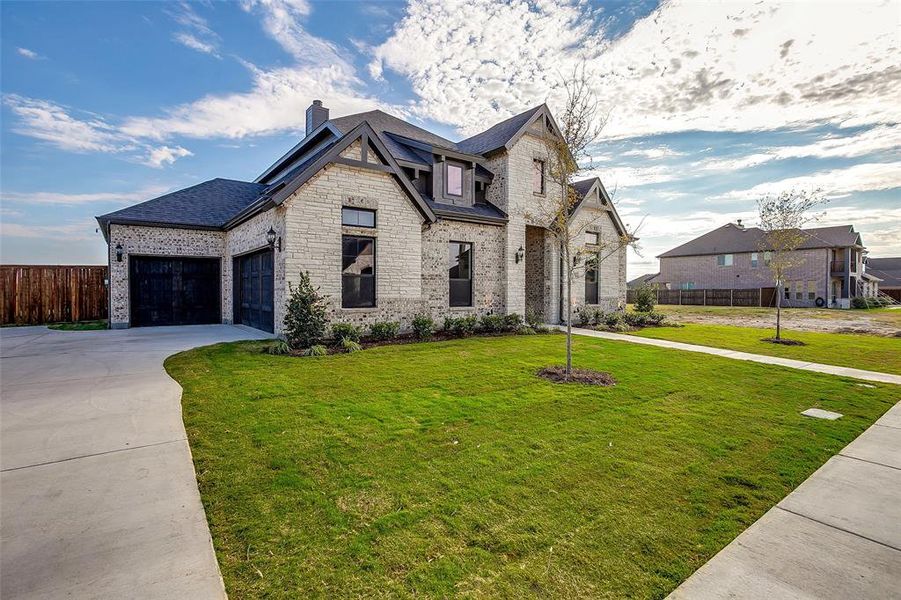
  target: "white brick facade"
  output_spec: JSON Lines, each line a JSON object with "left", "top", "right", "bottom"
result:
{"left": 106, "top": 126, "right": 627, "bottom": 333}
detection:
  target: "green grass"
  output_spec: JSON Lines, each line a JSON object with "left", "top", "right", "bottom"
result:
{"left": 630, "top": 323, "right": 901, "bottom": 375}
{"left": 166, "top": 335, "right": 897, "bottom": 599}
{"left": 631, "top": 303, "right": 901, "bottom": 327}
{"left": 46, "top": 320, "right": 108, "bottom": 331}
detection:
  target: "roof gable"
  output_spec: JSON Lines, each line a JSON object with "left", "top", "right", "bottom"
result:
{"left": 570, "top": 177, "right": 629, "bottom": 237}
{"left": 457, "top": 105, "right": 553, "bottom": 155}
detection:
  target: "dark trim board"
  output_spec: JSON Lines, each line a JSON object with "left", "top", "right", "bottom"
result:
{"left": 129, "top": 256, "right": 221, "bottom": 327}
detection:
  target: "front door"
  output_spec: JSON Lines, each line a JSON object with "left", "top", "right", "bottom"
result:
{"left": 235, "top": 248, "right": 274, "bottom": 333}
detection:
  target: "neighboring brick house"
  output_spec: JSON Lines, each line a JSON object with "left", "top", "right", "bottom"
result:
{"left": 867, "top": 257, "right": 901, "bottom": 302}
{"left": 96, "top": 102, "right": 628, "bottom": 333}
{"left": 656, "top": 222, "right": 876, "bottom": 308}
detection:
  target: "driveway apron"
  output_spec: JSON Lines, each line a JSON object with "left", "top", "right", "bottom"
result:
{"left": 1, "top": 325, "right": 270, "bottom": 599}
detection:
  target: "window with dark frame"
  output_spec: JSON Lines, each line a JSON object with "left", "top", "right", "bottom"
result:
{"left": 585, "top": 255, "right": 599, "bottom": 304}
{"left": 446, "top": 163, "right": 463, "bottom": 196}
{"left": 342, "top": 207, "right": 376, "bottom": 228}
{"left": 585, "top": 231, "right": 599, "bottom": 246}
{"left": 532, "top": 159, "right": 545, "bottom": 194}
{"left": 448, "top": 241, "right": 473, "bottom": 307}
{"left": 342, "top": 235, "right": 375, "bottom": 308}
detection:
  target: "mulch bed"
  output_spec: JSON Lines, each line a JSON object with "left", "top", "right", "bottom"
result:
{"left": 760, "top": 337, "right": 806, "bottom": 346}
{"left": 537, "top": 366, "right": 616, "bottom": 386}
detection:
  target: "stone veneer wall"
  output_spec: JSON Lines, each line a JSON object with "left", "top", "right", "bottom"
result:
{"left": 107, "top": 224, "right": 225, "bottom": 327}
{"left": 223, "top": 207, "right": 288, "bottom": 326}
{"left": 567, "top": 199, "right": 628, "bottom": 313}
{"left": 281, "top": 162, "right": 426, "bottom": 331}
{"left": 422, "top": 219, "right": 506, "bottom": 318}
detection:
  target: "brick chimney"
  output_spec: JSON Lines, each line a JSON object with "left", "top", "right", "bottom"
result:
{"left": 305, "top": 100, "right": 329, "bottom": 135}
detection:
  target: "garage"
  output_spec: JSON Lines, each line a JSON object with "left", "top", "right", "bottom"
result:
{"left": 234, "top": 248, "right": 274, "bottom": 333}
{"left": 129, "top": 257, "right": 221, "bottom": 327}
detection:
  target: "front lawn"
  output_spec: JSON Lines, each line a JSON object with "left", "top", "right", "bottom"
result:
{"left": 630, "top": 323, "right": 901, "bottom": 375}
{"left": 167, "top": 335, "right": 897, "bottom": 598}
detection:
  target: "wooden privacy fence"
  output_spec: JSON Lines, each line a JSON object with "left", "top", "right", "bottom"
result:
{"left": 627, "top": 287, "right": 776, "bottom": 307}
{"left": 1, "top": 265, "right": 108, "bottom": 325}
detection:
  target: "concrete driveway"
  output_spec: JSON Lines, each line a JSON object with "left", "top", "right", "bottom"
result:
{"left": 1, "top": 324, "right": 270, "bottom": 599}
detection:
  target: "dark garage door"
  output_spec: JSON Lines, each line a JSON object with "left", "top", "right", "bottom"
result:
{"left": 235, "top": 249, "right": 274, "bottom": 333}
{"left": 130, "top": 257, "right": 221, "bottom": 327}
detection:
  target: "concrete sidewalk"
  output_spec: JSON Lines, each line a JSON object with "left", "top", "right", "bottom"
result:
{"left": 668, "top": 401, "right": 901, "bottom": 599}
{"left": 1, "top": 325, "right": 270, "bottom": 599}
{"left": 562, "top": 326, "right": 901, "bottom": 385}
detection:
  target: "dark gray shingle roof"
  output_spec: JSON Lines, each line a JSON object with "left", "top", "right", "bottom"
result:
{"left": 97, "top": 178, "right": 267, "bottom": 230}
{"left": 331, "top": 110, "right": 459, "bottom": 151}
{"left": 867, "top": 257, "right": 901, "bottom": 287}
{"left": 572, "top": 178, "right": 595, "bottom": 199}
{"left": 658, "top": 224, "right": 863, "bottom": 258}
{"left": 457, "top": 105, "right": 544, "bottom": 155}
{"left": 627, "top": 273, "right": 659, "bottom": 288}
{"left": 424, "top": 198, "right": 507, "bottom": 223}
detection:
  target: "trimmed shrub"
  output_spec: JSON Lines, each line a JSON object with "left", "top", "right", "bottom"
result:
{"left": 412, "top": 314, "right": 435, "bottom": 339}
{"left": 369, "top": 321, "right": 400, "bottom": 341}
{"left": 643, "top": 311, "right": 667, "bottom": 326}
{"left": 331, "top": 322, "right": 362, "bottom": 344}
{"left": 502, "top": 313, "right": 524, "bottom": 332}
{"left": 605, "top": 311, "right": 625, "bottom": 329}
{"left": 851, "top": 297, "right": 869, "bottom": 309}
{"left": 525, "top": 308, "right": 543, "bottom": 329}
{"left": 283, "top": 272, "right": 328, "bottom": 350}
{"left": 633, "top": 284, "right": 656, "bottom": 313}
{"left": 444, "top": 315, "right": 478, "bottom": 337}
{"left": 479, "top": 314, "right": 505, "bottom": 333}
{"left": 624, "top": 311, "right": 645, "bottom": 327}
{"left": 576, "top": 305, "right": 594, "bottom": 326}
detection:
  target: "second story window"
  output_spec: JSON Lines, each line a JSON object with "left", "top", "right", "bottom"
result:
{"left": 342, "top": 207, "right": 375, "bottom": 228}
{"left": 717, "top": 254, "right": 733, "bottom": 267}
{"left": 585, "top": 231, "right": 599, "bottom": 246}
{"left": 532, "top": 159, "right": 545, "bottom": 194}
{"left": 751, "top": 252, "right": 759, "bottom": 268}
{"left": 446, "top": 163, "right": 463, "bottom": 196}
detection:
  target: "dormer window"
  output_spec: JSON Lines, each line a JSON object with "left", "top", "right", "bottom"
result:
{"left": 446, "top": 163, "right": 463, "bottom": 196}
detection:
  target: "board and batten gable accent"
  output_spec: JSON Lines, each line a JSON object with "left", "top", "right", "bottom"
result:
{"left": 107, "top": 224, "right": 225, "bottom": 328}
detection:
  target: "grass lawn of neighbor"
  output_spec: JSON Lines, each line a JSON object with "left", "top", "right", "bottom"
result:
{"left": 166, "top": 334, "right": 898, "bottom": 598}
{"left": 630, "top": 323, "right": 901, "bottom": 375}
{"left": 46, "top": 320, "right": 108, "bottom": 331}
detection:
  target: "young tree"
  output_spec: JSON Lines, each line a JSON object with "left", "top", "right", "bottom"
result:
{"left": 757, "top": 189, "right": 825, "bottom": 340}
{"left": 532, "top": 66, "right": 638, "bottom": 378}
{"left": 283, "top": 271, "right": 329, "bottom": 349}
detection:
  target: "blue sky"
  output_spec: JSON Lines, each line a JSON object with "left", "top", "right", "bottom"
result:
{"left": 2, "top": 0, "right": 899, "bottom": 277}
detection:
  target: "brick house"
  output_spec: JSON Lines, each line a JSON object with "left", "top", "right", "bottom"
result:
{"left": 96, "top": 102, "right": 628, "bottom": 333}
{"left": 656, "top": 222, "right": 876, "bottom": 308}
{"left": 867, "top": 257, "right": 901, "bottom": 302}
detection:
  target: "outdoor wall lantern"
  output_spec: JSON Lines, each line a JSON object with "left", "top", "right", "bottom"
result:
{"left": 515, "top": 245, "right": 525, "bottom": 264}
{"left": 266, "top": 227, "right": 281, "bottom": 251}
{"left": 115, "top": 243, "right": 123, "bottom": 262}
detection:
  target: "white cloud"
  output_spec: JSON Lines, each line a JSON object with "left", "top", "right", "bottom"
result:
{"left": 373, "top": 0, "right": 901, "bottom": 140}
{"left": 1, "top": 220, "right": 103, "bottom": 243}
{"left": 1, "top": 185, "right": 171, "bottom": 206}
{"left": 168, "top": 1, "right": 220, "bottom": 56}
{"left": 3, "top": 95, "right": 129, "bottom": 153}
{"left": 144, "top": 145, "right": 193, "bottom": 168}
{"left": 173, "top": 32, "right": 219, "bottom": 57}
{"left": 621, "top": 146, "right": 686, "bottom": 160}
{"left": 16, "top": 47, "right": 42, "bottom": 60}
{"left": 718, "top": 162, "right": 901, "bottom": 201}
